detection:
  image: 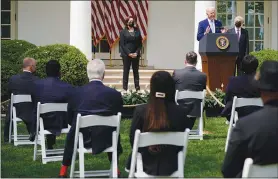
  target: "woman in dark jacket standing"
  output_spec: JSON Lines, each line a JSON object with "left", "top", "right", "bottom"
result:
{"left": 120, "top": 16, "right": 142, "bottom": 91}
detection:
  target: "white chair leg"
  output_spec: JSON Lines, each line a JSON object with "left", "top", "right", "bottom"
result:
{"left": 9, "top": 118, "right": 13, "bottom": 143}
{"left": 33, "top": 134, "right": 39, "bottom": 161}
{"left": 40, "top": 133, "right": 47, "bottom": 164}
{"left": 79, "top": 151, "right": 85, "bottom": 178}
{"left": 13, "top": 119, "right": 18, "bottom": 146}
{"left": 112, "top": 150, "right": 118, "bottom": 178}
{"left": 199, "top": 117, "right": 204, "bottom": 140}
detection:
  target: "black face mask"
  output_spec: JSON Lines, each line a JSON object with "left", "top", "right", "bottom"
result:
{"left": 235, "top": 22, "right": 241, "bottom": 28}
{"left": 129, "top": 21, "right": 134, "bottom": 27}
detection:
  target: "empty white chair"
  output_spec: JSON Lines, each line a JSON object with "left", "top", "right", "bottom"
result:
{"left": 242, "top": 158, "right": 278, "bottom": 178}
{"left": 175, "top": 90, "right": 206, "bottom": 140}
{"left": 225, "top": 97, "right": 263, "bottom": 152}
{"left": 9, "top": 93, "right": 34, "bottom": 146}
{"left": 70, "top": 112, "right": 121, "bottom": 178}
{"left": 33, "top": 102, "right": 70, "bottom": 164}
{"left": 128, "top": 128, "right": 190, "bottom": 178}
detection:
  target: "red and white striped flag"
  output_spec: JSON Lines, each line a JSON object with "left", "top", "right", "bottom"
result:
{"left": 91, "top": 0, "right": 148, "bottom": 47}
{"left": 91, "top": 0, "right": 105, "bottom": 46}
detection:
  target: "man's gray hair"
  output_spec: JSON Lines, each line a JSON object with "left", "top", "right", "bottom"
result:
{"left": 87, "top": 59, "right": 106, "bottom": 81}
{"left": 234, "top": 16, "right": 244, "bottom": 24}
{"left": 22, "top": 57, "right": 36, "bottom": 68}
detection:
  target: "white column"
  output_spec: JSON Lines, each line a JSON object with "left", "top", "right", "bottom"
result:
{"left": 194, "top": 1, "right": 216, "bottom": 71}
{"left": 70, "top": 1, "right": 92, "bottom": 60}
{"left": 271, "top": 1, "right": 278, "bottom": 50}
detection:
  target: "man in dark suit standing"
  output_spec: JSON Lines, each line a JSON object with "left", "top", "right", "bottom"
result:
{"left": 4, "top": 57, "right": 39, "bottom": 142}
{"left": 31, "top": 60, "right": 74, "bottom": 149}
{"left": 172, "top": 51, "right": 207, "bottom": 129}
{"left": 197, "top": 7, "right": 226, "bottom": 41}
{"left": 59, "top": 59, "right": 123, "bottom": 177}
{"left": 227, "top": 16, "right": 249, "bottom": 76}
{"left": 221, "top": 55, "right": 261, "bottom": 122}
{"left": 222, "top": 60, "right": 278, "bottom": 178}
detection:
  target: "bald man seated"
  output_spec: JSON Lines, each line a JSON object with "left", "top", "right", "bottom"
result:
{"left": 197, "top": 7, "right": 226, "bottom": 41}
{"left": 4, "top": 57, "right": 39, "bottom": 142}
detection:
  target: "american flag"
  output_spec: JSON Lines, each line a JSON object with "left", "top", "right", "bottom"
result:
{"left": 91, "top": 0, "right": 148, "bottom": 48}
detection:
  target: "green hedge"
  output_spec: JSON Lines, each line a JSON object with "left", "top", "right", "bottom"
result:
{"left": 1, "top": 61, "right": 20, "bottom": 101}
{"left": 250, "top": 49, "right": 278, "bottom": 69}
{"left": 1, "top": 40, "right": 37, "bottom": 63}
{"left": 21, "top": 44, "right": 89, "bottom": 86}
{"left": 1, "top": 40, "right": 37, "bottom": 101}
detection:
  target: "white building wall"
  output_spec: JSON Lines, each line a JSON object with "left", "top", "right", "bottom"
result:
{"left": 17, "top": 1, "right": 70, "bottom": 46}
{"left": 146, "top": 1, "right": 195, "bottom": 69}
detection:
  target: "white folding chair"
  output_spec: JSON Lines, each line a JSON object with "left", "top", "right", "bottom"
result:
{"left": 128, "top": 128, "right": 190, "bottom": 178}
{"left": 33, "top": 102, "right": 70, "bottom": 164}
{"left": 242, "top": 158, "right": 278, "bottom": 178}
{"left": 175, "top": 90, "right": 206, "bottom": 140}
{"left": 224, "top": 96, "right": 263, "bottom": 152}
{"left": 8, "top": 93, "right": 35, "bottom": 146}
{"left": 70, "top": 112, "right": 121, "bottom": 178}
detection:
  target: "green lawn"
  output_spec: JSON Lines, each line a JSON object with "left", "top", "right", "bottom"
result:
{"left": 1, "top": 117, "right": 228, "bottom": 178}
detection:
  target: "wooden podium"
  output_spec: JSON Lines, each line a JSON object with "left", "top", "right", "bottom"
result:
{"left": 199, "top": 33, "right": 239, "bottom": 91}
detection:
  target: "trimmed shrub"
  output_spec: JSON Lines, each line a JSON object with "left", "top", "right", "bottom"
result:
{"left": 21, "top": 44, "right": 89, "bottom": 86}
{"left": 1, "top": 61, "right": 20, "bottom": 101}
{"left": 1, "top": 40, "right": 36, "bottom": 101}
{"left": 1, "top": 40, "right": 37, "bottom": 63}
{"left": 250, "top": 49, "right": 278, "bottom": 69}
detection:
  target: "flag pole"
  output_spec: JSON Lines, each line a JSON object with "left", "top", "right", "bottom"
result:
{"left": 140, "top": 44, "right": 146, "bottom": 67}
{"left": 109, "top": 47, "right": 115, "bottom": 67}
{"left": 93, "top": 45, "right": 96, "bottom": 59}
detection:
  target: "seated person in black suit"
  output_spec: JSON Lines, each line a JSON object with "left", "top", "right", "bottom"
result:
{"left": 172, "top": 51, "right": 207, "bottom": 129}
{"left": 221, "top": 55, "right": 261, "bottom": 122}
{"left": 59, "top": 59, "right": 123, "bottom": 177}
{"left": 222, "top": 60, "right": 278, "bottom": 178}
{"left": 126, "top": 71, "right": 193, "bottom": 176}
{"left": 4, "top": 57, "right": 39, "bottom": 142}
{"left": 31, "top": 60, "right": 74, "bottom": 149}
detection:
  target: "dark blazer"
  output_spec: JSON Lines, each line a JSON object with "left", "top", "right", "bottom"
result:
{"left": 221, "top": 74, "right": 261, "bottom": 119}
{"left": 222, "top": 100, "right": 278, "bottom": 178}
{"left": 227, "top": 27, "right": 249, "bottom": 59}
{"left": 68, "top": 80, "right": 123, "bottom": 155}
{"left": 33, "top": 77, "right": 74, "bottom": 135}
{"left": 120, "top": 28, "right": 142, "bottom": 57}
{"left": 127, "top": 103, "right": 193, "bottom": 176}
{"left": 8, "top": 71, "right": 39, "bottom": 125}
{"left": 197, "top": 19, "right": 222, "bottom": 41}
{"left": 173, "top": 66, "right": 207, "bottom": 117}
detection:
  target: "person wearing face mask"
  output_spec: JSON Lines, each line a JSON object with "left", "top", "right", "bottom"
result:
{"left": 226, "top": 16, "right": 249, "bottom": 76}
{"left": 120, "top": 16, "right": 142, "bottom": 91}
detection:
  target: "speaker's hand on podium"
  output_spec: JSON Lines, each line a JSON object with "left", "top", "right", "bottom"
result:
{"left": 221, "top": 27, "right": 228, "bottom": 33}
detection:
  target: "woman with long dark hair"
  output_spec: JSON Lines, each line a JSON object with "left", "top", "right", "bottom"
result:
{"left": 120, "top": 16, "right": 142, "bottom": 91}
{"left": 126, "top": 71, "right": 193, "bottom": 176}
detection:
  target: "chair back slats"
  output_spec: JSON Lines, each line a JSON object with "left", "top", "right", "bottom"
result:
{"left": 39, "top": 103, "right": 68, "bottom": 114}
{"left": 137, "top": 131, "right": 188, "bottom": 147}
{"left": 175, "top": 90, "right": 205, "bottom": 101}
{"left": 235, "top": 97, "right": 263, "bottom": 108}
{"left": 242, "top": 158, "right": 278, "bottom": 177}
{"left": 12, "top": 94, "right": 32, "bottom": 104}
{"left": 77, "top": 114, "right": 121, "bottom": 129}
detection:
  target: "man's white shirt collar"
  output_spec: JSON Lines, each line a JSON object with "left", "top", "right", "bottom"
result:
{"left": 23, "top": 70, "right": 31, "bottom": 73}
{"left": 90, "top": 79, "right": 102, "bottom": 82}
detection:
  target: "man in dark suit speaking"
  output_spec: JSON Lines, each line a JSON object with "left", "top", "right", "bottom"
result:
{"left": 226, "top": 16, "right": 249, "bottom": 76}
{"left": 197, "top": 7, "right": 226, "bottom": 41}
